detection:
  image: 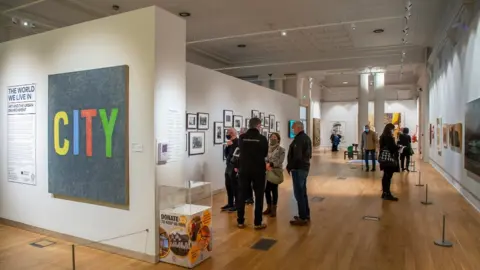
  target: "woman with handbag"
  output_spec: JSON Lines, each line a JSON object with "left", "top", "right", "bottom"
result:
{"left": 398, "top": 127, "right": 413, "bottom": 172}
{"left": 379, "top": 123, "right": 400, "bottom": 201}
{"left": 263, "top": 132, "right": 286, "bottom": 217}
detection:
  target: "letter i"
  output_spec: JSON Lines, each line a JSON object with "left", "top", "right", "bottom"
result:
{"left": 73, "top": 110, "right": 79, "bottom": 155}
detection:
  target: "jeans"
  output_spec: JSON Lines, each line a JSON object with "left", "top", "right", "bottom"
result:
{"left": 265, "top": 181, "right": 278, "bottom": 205}
{"left": 364, "top": 150, "right": 376, "bottom": 169}
{"left": 292, "top": 170, "right": 310, "bottom": 220}
{"left": 382, "top": 168, "right": 395, "bottom": 193}
{"left": 400, "top": 154, "right": 410, "bottom": 170}
{"left": 237, "top": 170, "right": 266, "bottom": 226}
{"left": 225, "top": 164, "right": 237, "bottom": 206}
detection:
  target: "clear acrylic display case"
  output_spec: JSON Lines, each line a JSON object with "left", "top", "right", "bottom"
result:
{"left": 158, "top": 181, "right": 212, "bottom": 215}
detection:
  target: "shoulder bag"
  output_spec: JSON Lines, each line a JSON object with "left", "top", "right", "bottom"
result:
{"left": 266, "top": 168, "right": 284, "bottom": 185}
{"left": 378, "top": 148, "right": 396, "bottom": 167}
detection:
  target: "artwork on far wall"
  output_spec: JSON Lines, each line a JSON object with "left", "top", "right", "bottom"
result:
{"left": 443, "top": 124, "right": 448, "bottom": 149}
{"left": 437, "top": 118, "right": 442, "bottom": 156}
{"left": 448, "top": 124, "right": 454, "bottom": 147}
{"left": 262, "top": 128, "right": 269, "bottom": 138}
{"left": 430, "top": 124, "right": 434, "bottom": 145}
{"left": 313, "top": 118, "right": 321, "bottom": 147}
{"left": 276, "top": 121, "right": 280, "bottom": 132}
{"left": 188, "top": 131, "right": 205, "bottom": 156}
{"left": 224, "top": 129, "right": 229, "bottom": 143}
{"left": 269, "top": 115, "right": 275, "bottom": 132}
{"left": 264, "top": 117, "right": 270, "bottom": 130}
{"left": 251, "top": 110, "right": 260, "bottom": 119}
{"left": 465, "top": 98, "right": 480, "bottom": 178}
{"left": 384, "top": 112, "right": 402, "bottom": 139}
{"left": 213, "top": 122, "right": 224, "bottom": 145}
{"left": 245, "top": 118, "right": 250, "bottom": 128}
{"left": 288, "top": 120, "right": 295, "bottom": 139}
{"left": 260, "top": 112, "right": 265, "bottom": 125}
{"left": 330, "top": 121, "right": 346, "bottom": 144}
{"left": 453, "top": 123, "right": 463, "bottom": 153}
{"left": 48, "top": 65, "right": 129, "bottom": 207}
{"left": 186, "top": 113, "right": 197, "bottom": 130}
{"left": 233, "top": 115, "right": 243, "bottom": 131}
{"left": 223, "top": 110, "right": 233, "bottom": 128}
{"left": 197, "top": 112, "right": 209, "bottom": 130}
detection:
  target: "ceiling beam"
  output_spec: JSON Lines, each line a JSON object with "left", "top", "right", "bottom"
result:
{"left": 1, "top": 0, "right": 48, "bottom": 14}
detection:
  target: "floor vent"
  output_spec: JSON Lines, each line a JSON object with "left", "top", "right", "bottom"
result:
{"left": 251, "top": 238, "right": 277, "bottom": 251}
{"left": 30, "top": 239, "right": 56, "bottom": 248}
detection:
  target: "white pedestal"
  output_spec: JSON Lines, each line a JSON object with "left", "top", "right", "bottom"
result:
{"left": 159, "top": 204, "right": 212, "bottom": 268}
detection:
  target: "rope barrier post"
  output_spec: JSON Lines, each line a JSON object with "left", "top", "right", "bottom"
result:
{"left": 421, "top": 184, "right": 433, "bottom": 205}
{"left": 434, "top": 215, "right": 453, "bottom": 247}
{"left": 415, "top": 171, "right": 424, "bottom": 187}
{"left": 72, "top": 244, "right": 76, "bottom": 270}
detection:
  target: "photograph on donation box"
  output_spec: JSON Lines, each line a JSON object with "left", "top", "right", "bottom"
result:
{"left": 7, "top": 83, "right": 37, "bottom": 186}
{"left": 465, "top": 97, "right": 480, "bottom": 178}
{"left": 48, "top": 65, "right": 129, "bottom": 207}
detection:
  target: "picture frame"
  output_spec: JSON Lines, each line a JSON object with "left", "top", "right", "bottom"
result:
{"left": 264, "top": 117, "right": 270, "bottom": 129}
{"left": 288, "top": 120, "right": 295, "bottom": 138}
{"left": 269, "top": 115, "right": 276, "bottom": 132}
{"left": 262, "top": 128, "right": 269, "bottom": 138}
{"left": 233, "top": 115, "right": 243, "bottom": 131}
{"left": 276, "top": 121, "right": 280, "bottom": 132}
{"left": 223, "top": 110, "right": 233, "bottom": 128}
{"left": 260, "top": 112, "right": 265, "bottom": 125}
{"left": 245, "top": 118, "right": 250, "bottom": 128}
{"left": 197, "top": 112, "right": 209, "bottom": 130}
{"left": 188, "top": 131, "right": 205, "bottom": 156}
{"left": 251, "top": 110, "right": 260, "bottom": 119}
{"left": 224, "top": 129, "right": 229, "bottom": 143}
{"left": 186, "top": 113, "right": 197, "bottom": 130}
{"left": 213, "top": 122, "right": 224, "bottom": 145}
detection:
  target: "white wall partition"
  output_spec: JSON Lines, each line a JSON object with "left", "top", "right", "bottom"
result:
{"left": 0, "top": 7, "right": 186, "bottom": 259}
{"left": 427, "top": 12, "right": 480, "bottom": 210}
{"left": 185, "top": 63, "right": 299, "bottom": 191}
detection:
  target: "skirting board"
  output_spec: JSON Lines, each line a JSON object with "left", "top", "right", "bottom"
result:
{"left": 430, "top": 160, "right": 480, "bottom": 213}
{"left": 0, "top": 218, "right": 158, "bottom": 264}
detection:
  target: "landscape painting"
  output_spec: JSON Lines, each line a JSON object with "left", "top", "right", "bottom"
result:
{"left": 465, "top": 98, "right": 480, "bottom": 178}
{"left": 453, "top": 123, "right": 463, "bottom": 153}
{"left": 443, "top": 124, "right": 448, "bottom": 148}
{"left": 437, "top": 118, "right": 442, "bottom": 156}
{"left": 384, "top": 112, "right": 402, "bottom": 139}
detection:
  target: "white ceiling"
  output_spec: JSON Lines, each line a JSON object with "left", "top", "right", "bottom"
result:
{"left": 0, "top": 0, "right": 448, "bottom": 88}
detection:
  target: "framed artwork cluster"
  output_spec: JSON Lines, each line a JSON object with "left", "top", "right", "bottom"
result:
{"left": 186, "top": 112, "right": 209, "bottom": 156}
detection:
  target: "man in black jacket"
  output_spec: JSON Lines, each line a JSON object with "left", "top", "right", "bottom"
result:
{"left": 287, "top": 121, "right": 312, "bottom": 226}
{"left": 222, "top": 128, "right": 239, "bottom": 212}
{"left": 236, "top": 118, "right": 269, "bottom": 230}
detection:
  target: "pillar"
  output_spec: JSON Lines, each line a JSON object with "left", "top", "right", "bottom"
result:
{"left": 374, "top": 72, "right": 385, "bottom": 133}
{"left": 258, "top": 74, "right": 271, "bottom": 89}
{"left": 420, "top": 86, "right": 430, "bottom": 162}
{"left": 358, "top": 73, "right": 369, "bottom": 143}
{"left": 274, "top": 78, "right": 284, "bottom": 93}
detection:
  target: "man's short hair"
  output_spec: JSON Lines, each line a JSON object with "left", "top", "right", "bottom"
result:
{"left": 249, "top": 117, "right": 261, "bottom": 129}
{"left": 293, "top": 121, "right": 304, "bottom": 130}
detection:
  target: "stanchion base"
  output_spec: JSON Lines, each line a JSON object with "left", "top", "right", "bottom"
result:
{"left": 434, "top": 240, "right": 453, "bottom": 247}
{"left": 421, "top": 201, "right": 433, "bottom": 205}
{"left": 415, "top": 184, "right": 425, "bottom": 187}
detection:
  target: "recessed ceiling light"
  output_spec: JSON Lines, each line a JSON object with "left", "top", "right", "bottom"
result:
{"left": 373, "top": 29, "right": 384, "bottom": 34}
{"left": 281, "top": 31, "right": 287, "bottom": 36}
{"left": 237, "top": 44, "right": 246, "bottom": 48}
{"left": 179, "top": 12, "right": 191, "bottom": 17}
{"left": 23, "top": 21, "right": 29, "bottom": 27}
{"left": 343, "top": 82, "right": 348, "bottom": 84}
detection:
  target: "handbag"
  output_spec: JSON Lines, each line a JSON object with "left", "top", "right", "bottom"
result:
{"left": 266, "top": 168, "right": 284, "bottom": 185}
{"left": 378, "top": 148, "right": 396, "bottom": 167}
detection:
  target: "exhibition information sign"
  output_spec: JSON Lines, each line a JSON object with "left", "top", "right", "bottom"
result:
{"left": 7, "top": 84, "right": 37, "bottom": 185}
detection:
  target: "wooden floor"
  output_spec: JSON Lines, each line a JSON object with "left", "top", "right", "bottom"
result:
{"left": 2, "top": 152, "right": 480, "bottom": 270}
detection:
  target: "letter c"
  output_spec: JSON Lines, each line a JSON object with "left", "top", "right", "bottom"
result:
{"left": 54, "top": 111, "right": 70, "bottom": 155}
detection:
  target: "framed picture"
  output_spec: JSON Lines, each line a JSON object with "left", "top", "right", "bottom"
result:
{"left": 197, "top": 112, "right": 209, "bottom": 130}
{"left": 224, "top": 110, "right": 233, "bottom": 128}
{"left": 188, "top": 131, "right": 205, "bottom": 156}
{"left": 262, "top": 128, "right": 269, "bottom": 138}
{"left": 269, "top": 115, "right": 276, "bottom": 132}
{"left": 224, "top": 129, "right": 229, "bottom": 143}
{"left": 233, "top": 115, "right": 243, "bottom": 131}
{"left": 213, "top": 122, "right": 224, "bottom": 145}
{"left": 245, "top": 118, "right": 250, "bottom": 128}
{"left": 276, "top": 121, "right": 280, "bottom": 132}
{"left": 264, "top": 117, "right": 270, "bottom": 129}
{"left": 222, "top": 145, "right": 227, "bottom": 161}
{"left": 260, "top": 112, "right": 265, "bottom": 125}
{"left": 251, "top": 110, "right": 260, "bottom": 119}
{"left": 288, "top": 120, "right": 295, "bottom": 138}
{"left": 186, "top": 113, "right": 197, "bottom": 130}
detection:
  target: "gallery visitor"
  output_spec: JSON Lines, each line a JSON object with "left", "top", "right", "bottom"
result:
{"left": 222, "top": 128, "right": 239, "bottom": 212}
{"left": 378, "top": 123, "right": 400, "bottom": 201}
{"left": 236, "top": 118, "right": 269, "bottom": 230}
{"left": 398, "top": 127, "right": 413, "bottom": 172}
{"left": 330, "top": 132, "right": 341, "bottom": 152}
{"left": 263, "top": 132, "right": 286, "bottom": 218}
{"left": 361, "top": 124, "right": 378, "bottom": 172}
{"left": 287, "top": 121, "right": 312, "bottom": 226}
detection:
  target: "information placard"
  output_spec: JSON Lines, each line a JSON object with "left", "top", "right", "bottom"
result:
{"left": 7, "top": 84, "right": 37, "bottom": 185}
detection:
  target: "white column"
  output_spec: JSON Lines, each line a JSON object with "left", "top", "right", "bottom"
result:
{"left": 358, "top": 73, "right": 369, "bottom": 143}
{"left": 420, "top": 86, "right": 430, "bottom": 162}
{"left": 258, "top": 74, "right": 270, "bottom": 88}
{"left": 274, "top": 78, "right": 284, "bottom": 93}
{"left": 374, "top": 72, "right": 385, "bottom": 133}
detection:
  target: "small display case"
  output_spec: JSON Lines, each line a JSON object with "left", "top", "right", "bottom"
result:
{"left": 158, "top": 181, "right": 212, "bottom": 268}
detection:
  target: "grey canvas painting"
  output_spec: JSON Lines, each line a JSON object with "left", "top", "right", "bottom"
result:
{"left": 48, "top": 65, "right": 129, "bottom": 207}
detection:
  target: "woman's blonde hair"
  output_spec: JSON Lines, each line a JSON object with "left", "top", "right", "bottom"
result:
{"left": 269, "top": 132, "right": 281, "bottom": 142}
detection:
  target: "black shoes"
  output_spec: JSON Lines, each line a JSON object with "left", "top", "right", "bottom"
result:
{"left": 221, "top": 204, "right": 231, "bottom": 211}
{"left": 365, "top": 168, "right": 376, "bottom": 172}
{"left": 245, "top": 199, "right": 254, "bottom": 205}
{"left": 381, "top": 192, "right": 399, "bottom": 201}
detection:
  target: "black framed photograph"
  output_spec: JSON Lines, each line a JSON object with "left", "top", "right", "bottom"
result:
{"left": 262, "top": 128, "right": 269, "bottom": 138}
{"left": 223, "top": 144, "right": 226, "bottom": 161}
{"left": 224, "top": 110, "right": 233, "bottom": 128}
{"left": 269, "top": 115, "right": 276, "bottom": 132}
{"left": 276, "top": 121, "right": 280, "bottom": 132}
{"left": 260, "top": 112, "right": 265, "bottom": 125}
{"left": 197, "top": 112, "right": 209, "bottom": 130}
{"left": 264, "top": 117, "right": 270, "bottom": 129}
{"left": 251, "top": 110, "right": 260, "bottom": 119}
{"left": 224, "top": 129, "right": 229, "bottom": 143}
{"left": 233, "top": 115, "right": 243, "bottom": 131}
{"left": 186, "top": 113, "right": 197, "bottom": 130}
{"left": 213, "top": 122, "right": 224, "bottom": 145}
{"left": 188, "top": 131, "right": 205, "bottom": 156}
{"left": 245, "top": 118, "right": 250, "bottom": 128}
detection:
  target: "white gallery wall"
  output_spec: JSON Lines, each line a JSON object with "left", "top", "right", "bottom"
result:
{"left": 427, "top": 12, "right": 480, "bottom": 211}
{"left": 0, "top": 7, "right": 185, "bottom": 258}
{"left": 320, "top": 100, "right": 418, "bottom": 147}
{"left": 186, "top": 63, "right": 299, "bottom": 191}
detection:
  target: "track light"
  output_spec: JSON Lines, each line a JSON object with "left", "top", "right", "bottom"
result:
{"left": 351, "top": 23, "right": 356, "bottom": 30}
{"left": 281, "top": 31, "right": 287, "bottom": 36}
